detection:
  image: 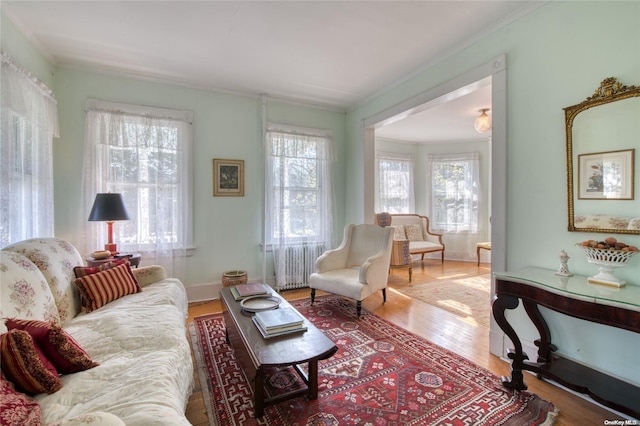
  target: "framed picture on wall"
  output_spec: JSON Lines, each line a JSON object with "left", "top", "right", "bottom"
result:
{"left": 578, "top": 149, "right": 634, "bottom": 200}
{"left": 213, "top": 159, "right": 244, "bottom": 196}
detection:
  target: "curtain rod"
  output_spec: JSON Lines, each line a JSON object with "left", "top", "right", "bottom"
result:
{"left": 1, "top": 51, "right": 57, "bottom": 105}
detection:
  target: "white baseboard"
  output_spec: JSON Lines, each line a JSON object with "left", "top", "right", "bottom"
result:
{"left": 186, "top": 281, "right": 221, "bottom": 303}
{"left": 186, "top": 277, "right": 277, "bottom": 303}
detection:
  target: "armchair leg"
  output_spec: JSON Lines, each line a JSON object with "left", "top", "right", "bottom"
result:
{"left": 310, "top": 288, "right": 316, "bottom": 304}
{"left": 441, "top": 251, "right": 444, "bottom": 264}
{"left": 382, "top": 288, "right": 386, "bottom": 304}
{"left": 356, "top": 301, "right": 362, "bottom": 318}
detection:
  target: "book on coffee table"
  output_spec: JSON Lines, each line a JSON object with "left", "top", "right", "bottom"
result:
{"left": 251, "top": 316, "right": 307, "bottom": 339}
{"left": 254, "top": 307, "right": 305, "bottom": 331}
{"left": 230, "top": 283, "right": 269, "bottom": 300}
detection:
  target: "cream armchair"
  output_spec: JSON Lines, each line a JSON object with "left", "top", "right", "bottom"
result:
{"left": 309, "top": 224, "right": 393, "bottom": 317}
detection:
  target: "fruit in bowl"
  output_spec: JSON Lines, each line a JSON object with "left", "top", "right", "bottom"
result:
{"left": 579, "top": 237, "right": 638, "bottom": 252}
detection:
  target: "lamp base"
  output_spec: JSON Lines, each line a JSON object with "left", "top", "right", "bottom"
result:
{"left": 104, "top": 243, "right": 119, "bottom": 256}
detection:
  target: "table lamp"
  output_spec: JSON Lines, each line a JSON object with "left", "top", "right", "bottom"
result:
{"left": 88, "top": 193, "right": 130, "bottom": 255}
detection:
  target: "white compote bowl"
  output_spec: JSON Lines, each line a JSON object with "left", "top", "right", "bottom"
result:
{"left": 577, "top": 244, "right": 638, "bottom": 288}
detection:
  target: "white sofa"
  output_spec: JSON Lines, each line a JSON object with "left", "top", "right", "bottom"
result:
{"left": 387, "top": 214, "right": 445, "bottom": 263}
{"left": 0, "top": 238, "right": 193, "bottom": 426}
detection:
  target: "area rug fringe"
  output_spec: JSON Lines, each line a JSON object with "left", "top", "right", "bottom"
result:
{"left": 189, "top": 295, "right": 558, "bottom": 425}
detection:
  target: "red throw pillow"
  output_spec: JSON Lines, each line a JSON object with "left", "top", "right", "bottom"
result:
{"left": 5, "top": 319, "right": 98, "bottom": 374}
{"left": 74, "top": 263, "right": 141, "bottom": 312}
{"left": 73, "top": 257, "right": 129, "bottom": 278}
{"left": 0, "top": 373, "right": 42, "bottom": 426}
{"left": 0, "top": 330, "right": 62, "bottom": 395}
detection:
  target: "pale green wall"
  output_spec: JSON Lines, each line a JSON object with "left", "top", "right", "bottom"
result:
{"left": 1, "top": 12, "right": 54, "bottom": 87}
{"left": 53, "top": 69, "right": 347, "bottom": 288}
{"left": 2, "top": 8, "right": 346, "bottom": 290}
{"left": 347, "top": 1, "right": 640, "bottom": 385}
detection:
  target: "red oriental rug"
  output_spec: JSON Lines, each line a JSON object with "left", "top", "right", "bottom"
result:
{"left": 189, "top": 295, "right": 557, "bottom": 426}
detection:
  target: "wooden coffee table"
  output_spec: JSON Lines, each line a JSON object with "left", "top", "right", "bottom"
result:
{"left": 220, "top": 287, "right": 337, "bottom": 418}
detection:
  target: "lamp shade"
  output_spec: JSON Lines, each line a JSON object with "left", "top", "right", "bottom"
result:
{"left": 474, "top": 108, "right": 492, "bottom": 133}
{"left": 88, "top": 193, "right": 130, "bottom": 222}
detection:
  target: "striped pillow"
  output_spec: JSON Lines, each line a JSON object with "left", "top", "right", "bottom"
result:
{"left": 74, "top": 263, "right": 141, "bottom": 312}
{"left": 5, "top": 319, "right": 98, "bottom": 374}
{"left": 0, "top": 329, "right": 62, "bottom": 395}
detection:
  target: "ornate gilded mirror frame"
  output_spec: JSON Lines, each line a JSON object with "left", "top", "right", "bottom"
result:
{"left": 565, "top": 77, "right": 640, "bottom": 234}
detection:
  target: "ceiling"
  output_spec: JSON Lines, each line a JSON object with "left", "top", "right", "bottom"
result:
{"left": 3, "top": 1, "right": 541, "bottom": 141}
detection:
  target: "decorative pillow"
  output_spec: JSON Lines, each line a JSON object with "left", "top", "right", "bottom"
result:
{"left": 74, "top": 263, "right": 141, "bottom": 312}
{"left": 392, "top": 225, "right": 406, "bottom": 240}
{"left": 132, "top": 265, "right": 166, "bottom": 287}
{"left": 0, "top": 372, "right": 42, "bottom": 426}
{"left": 0, "top": 329, "right": 62, "bottom": 395}
{"left": 405, "top": 224, "right": 424, "bottom": 241}
{"left": 73, "top": 258, "right": 129, "bottom": 279}
{"left": 5, "top": 319, "right": 98, "bottom": 374}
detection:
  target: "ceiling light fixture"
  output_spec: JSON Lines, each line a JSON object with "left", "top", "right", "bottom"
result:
{"left": 474, "top": 108, "right": 492, "bottom": 133}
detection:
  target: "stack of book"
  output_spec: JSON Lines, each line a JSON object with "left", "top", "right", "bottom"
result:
{"left": 252, "top": 307, "right": 307, "bottom": 339}
{"left": 230, "top": 282, "right": 270, "bottom": 300}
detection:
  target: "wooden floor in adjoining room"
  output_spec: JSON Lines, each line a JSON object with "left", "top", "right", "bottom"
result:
{"left": 185, "top": 260, "right": 617, "bottom": 426}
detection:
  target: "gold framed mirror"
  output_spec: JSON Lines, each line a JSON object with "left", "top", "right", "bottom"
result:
{"left": 565, "top": 77, "right": 640, "bottom": 234}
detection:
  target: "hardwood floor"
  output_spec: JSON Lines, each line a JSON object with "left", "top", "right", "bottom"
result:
{"left": 185, "top": 260, "right": 620, "bottom": 425}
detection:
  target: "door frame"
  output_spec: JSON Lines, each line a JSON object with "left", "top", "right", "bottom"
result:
{"left": 362, "top": 54, "right": 507, "bottom": 356}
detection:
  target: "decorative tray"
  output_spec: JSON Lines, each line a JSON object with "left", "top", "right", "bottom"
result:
{"left": 240, "top": 295, "right": 281, "bottom": 313}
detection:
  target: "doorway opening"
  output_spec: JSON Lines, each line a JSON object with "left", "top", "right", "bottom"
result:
{"left": 362, "top": 54, "right": 507, "bottom": 356}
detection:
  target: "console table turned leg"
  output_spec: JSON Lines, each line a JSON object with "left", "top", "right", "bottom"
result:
{"left": 523, "top": 299, "right": 557, "bottom": 364}
{"left": 492, "top": 293, "right": 529, "bottom": 391}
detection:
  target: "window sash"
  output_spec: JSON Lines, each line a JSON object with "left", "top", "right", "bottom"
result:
{"left": 428, "top": 153, "right": 479, "bottom": 233}
{"left": 375, "top": 153, "right": 415, "bottom": 214}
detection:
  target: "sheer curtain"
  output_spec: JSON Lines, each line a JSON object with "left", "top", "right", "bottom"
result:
{"left": 1, "top": 53, "right": 58, "bottom": 246}
{"left": 81, "top": 99, "right": 193, "bottom": 279}
{"left": 375, "top": 152, "right": 415, "bottom": 213}
{"left": 265, "top": 124, "right": 335, "bottom": 290}
{"left": 427, "top": 152, "right": 482, "bottom": 259}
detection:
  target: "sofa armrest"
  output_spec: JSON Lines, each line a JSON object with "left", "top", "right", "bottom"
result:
{"left": 419, "top": 216, "right": 444, "bottom": 245}
{"left": 47, "top": 412, "right": 125, "bottom": 426}
{"left": 131, "top": 265, "right": 167, "bottom": 287}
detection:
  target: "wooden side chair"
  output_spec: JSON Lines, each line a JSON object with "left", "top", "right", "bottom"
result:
{"left": 476, "top": 242, "right": 491, "bottom": 265}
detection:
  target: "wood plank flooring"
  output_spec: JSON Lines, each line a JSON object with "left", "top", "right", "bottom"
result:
{"left": 185, "top": 260, "right": 621, "bottom": 425}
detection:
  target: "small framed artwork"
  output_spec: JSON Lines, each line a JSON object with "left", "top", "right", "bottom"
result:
{"left": 578, "top": 149, "right": 634, "bottom": 200}
{"left": 213, "top": 159, "right": 244, "bottom": 196}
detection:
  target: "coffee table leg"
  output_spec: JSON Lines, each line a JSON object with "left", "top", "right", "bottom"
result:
{"left": 254, "top": 368, "right": 265, "bottom": 418}
{"left": 308, "top": 360, "right": 319, "bottom": 400}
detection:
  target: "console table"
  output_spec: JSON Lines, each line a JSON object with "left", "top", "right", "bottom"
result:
{"left": 493, "top": 267, "right": 640, "bottom": 418}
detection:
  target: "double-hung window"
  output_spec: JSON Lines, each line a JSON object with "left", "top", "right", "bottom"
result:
{"left": 427, "top": 152, "right": 480, "bottom": 233}
{"left": 82, "top": 99, "right": 193, "bottom": 278}
{"left": 1, "top": 54, "right": 58, "bottom": 246}
{"left": 265, "top": 124, "right": 335, "bottom": 289}
{"left": 375, "top": 152, "right": 415, "bottom": 213}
